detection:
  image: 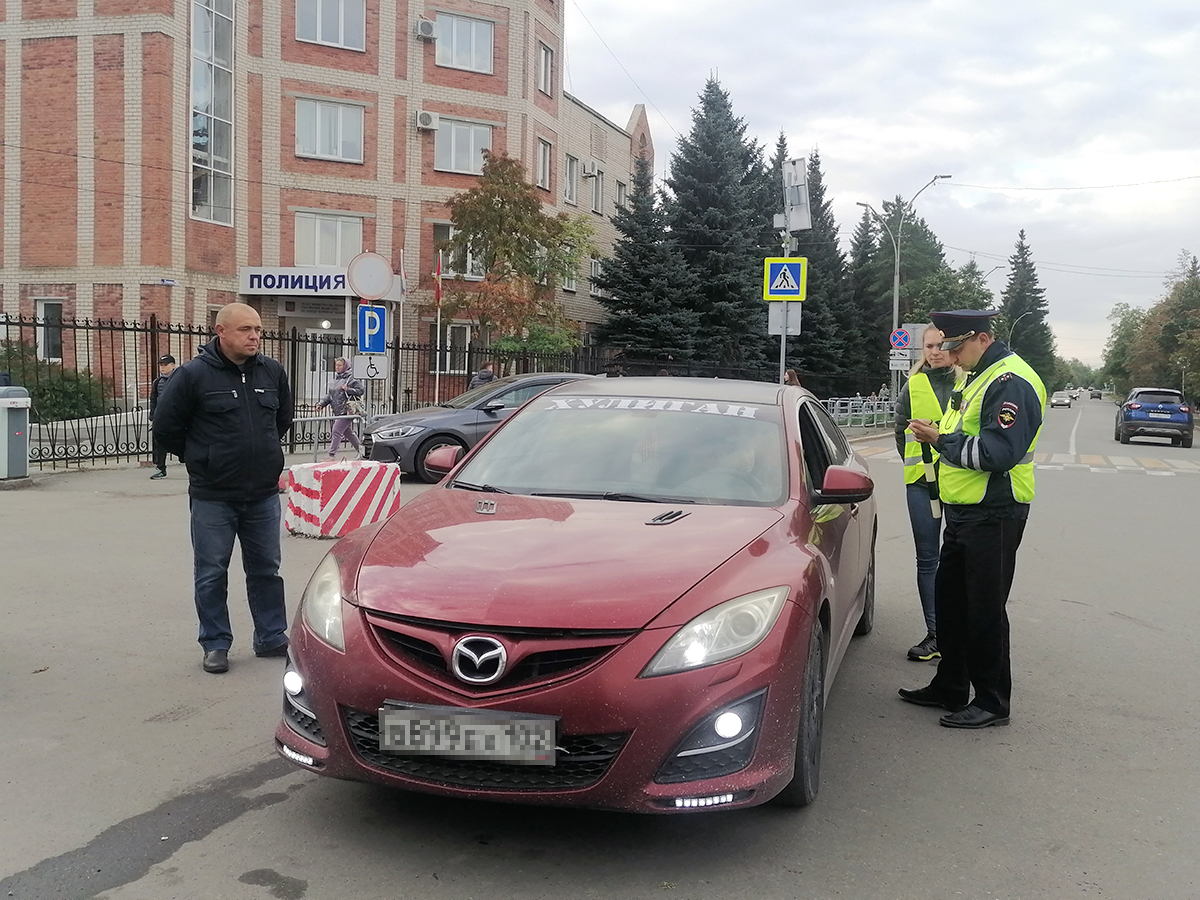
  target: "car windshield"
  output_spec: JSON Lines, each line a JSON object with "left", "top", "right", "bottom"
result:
{"left": 440, "top": 375, "right": 527, "bottom": 409}
{"left": 451, "top": 395, "right": 788, "bottom": 506}
{"left": 1133, "top": 391, "right": 1183, "bottom": 405}
{"left": 1053, "top": 392, "right": 1070, "bottom": 398}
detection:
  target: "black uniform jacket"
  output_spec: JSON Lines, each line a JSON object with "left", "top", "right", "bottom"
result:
{"left": 153, "top": 338, "right": 293, "bottom": 502}
{"left": 934, "top": 340, "right": 1043, "bottom": 521}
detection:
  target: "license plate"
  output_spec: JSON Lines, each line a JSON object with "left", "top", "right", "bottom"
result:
{"left": 1148, "top": 412, "right": 1171, "bottom": 419}
{"left": 379, "top": 702, "right": 556, "bottom": 765}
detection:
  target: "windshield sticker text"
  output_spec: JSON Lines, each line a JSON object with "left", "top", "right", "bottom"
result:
{"left": 543, "top": 398, "right": 759, "bottom": 418}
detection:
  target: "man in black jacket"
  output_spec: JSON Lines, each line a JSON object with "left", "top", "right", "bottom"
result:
{"left": 148, "top": 354, "right": 177, "bottom": 479}
{"left": 154, "top": 303, "right": 294, "bottom": 674}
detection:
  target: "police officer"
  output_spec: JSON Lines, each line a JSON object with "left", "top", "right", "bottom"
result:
{"left": 898, "top": 310, "right": 1046, "bottom": 728}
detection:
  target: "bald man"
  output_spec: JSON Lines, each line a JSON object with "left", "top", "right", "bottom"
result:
{"left": 154, "top": 303, "right": 294, "bottom": 674}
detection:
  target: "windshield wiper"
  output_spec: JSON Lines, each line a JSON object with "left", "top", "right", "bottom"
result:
{"left": 451, "top": 481, "right": 512, "bottom": 493}
{"left": 529, "top": 490, "right": 694, "bottom": 504}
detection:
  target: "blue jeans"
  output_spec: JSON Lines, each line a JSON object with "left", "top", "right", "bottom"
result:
{"left": 906, "top": 482, "right": 943, "bottom": 634}
{"left": 190, "top": 495, "right": 288, "bottom": 653}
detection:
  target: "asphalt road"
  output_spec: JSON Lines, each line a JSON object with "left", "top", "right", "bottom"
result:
{"left": 2, "top": 395, "right": 1198, "bottom": 899}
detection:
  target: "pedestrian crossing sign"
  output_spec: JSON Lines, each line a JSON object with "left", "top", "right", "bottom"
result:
{"left": 763, "top": 258, "right": 807, "bottom": 301}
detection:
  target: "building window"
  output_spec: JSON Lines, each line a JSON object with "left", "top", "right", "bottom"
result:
{"left": 429, "top": 322, "right": 472, "bottom": 374}
{"left": 191, "top": 0, "right": 234, "bottom": 225}
{"left": 435, "top": 14, "right": 493, "bottom": 74}
{"left": 562, "top": 265, "right": 577, "bottom": 292}
{"left": 295, "top": 213, "right": 363, "bottom": 266}
{"left": 295, "top": 99, "right": 364, "bottom": 163}
{"left": 616, "top": 180, "right": 627, "bottom": 210}
{"left": 433, "top": 223, "right": 485, "bottom": 279}
{"left": 537, "top": 43, "right": 553, "bottom": 95}
{"left": 434, "top": 119, "right": 492, "bottom": 175}
{"left": 35, "top": 300, "right": 64, "bottom": 362}
{"left": 536, "top": 140, "right": 552, "bottom": 190}
{"left": 563, "top": 154, "right": 579, "bottom": 204}
{"left": 296, "top": 0, "right": 365, "bottom": 51}
{"left": 591, "top": 170, "right": 604, "bottom": 214}
{"left": 589, "top": 258, "right": 605, "bottom": 296}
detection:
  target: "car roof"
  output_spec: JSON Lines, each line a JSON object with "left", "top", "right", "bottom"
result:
{"left": 490, "top": 372, "right": 590, "bottom": 385}
{"left": 544, "top": 376, "right": 785, "bottom": 404}
{"left": 1129, "top": 387, "right": 1182, "bottom": 394}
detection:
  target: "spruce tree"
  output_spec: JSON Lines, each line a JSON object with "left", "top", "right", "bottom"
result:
{"left": 665, "top": 78, "right": 773, "bottom": 372}
{"left": 595, "top": 155, "right": 700, "bottom": 360}
{"left": 847, "top": 207, "right": 882, "bottom": 391}
{"left": 999, "top": 229, "right": 1055, "bottom": 383}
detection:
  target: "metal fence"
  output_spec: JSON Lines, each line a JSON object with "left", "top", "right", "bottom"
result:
{"left": 822, "top": 398, "right": 896, "bottom": 428}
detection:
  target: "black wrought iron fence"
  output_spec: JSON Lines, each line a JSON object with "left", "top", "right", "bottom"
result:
{"left": 2, "top": 313, "right": 785, "bottom": 470}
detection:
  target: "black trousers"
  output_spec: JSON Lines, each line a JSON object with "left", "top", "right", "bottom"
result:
{"left": 152, "top": 434, "right": 168, "bottom": 471}
{"left": 929, "top": 515, "right": 1026, "bottom": 715}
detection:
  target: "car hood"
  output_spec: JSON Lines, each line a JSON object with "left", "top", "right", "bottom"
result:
{"left": 368, "top": 406, "right": 470, "bottom": 432}
{"left": 354, "top": 489, "right": 784, "bottom": 630}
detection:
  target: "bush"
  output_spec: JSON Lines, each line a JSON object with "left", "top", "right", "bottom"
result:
{"left": 0, "top": 339, "right": 110, "bottom": 423}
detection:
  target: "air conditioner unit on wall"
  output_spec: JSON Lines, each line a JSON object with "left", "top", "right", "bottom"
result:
{"left": 581, "top": 161, "right": 598, "bottom": 178}
{"left": 415, "top": 109, "right": 440, "bottom": 131}
{"left": 415, "top": 18, "right": 437, "bottom": 40}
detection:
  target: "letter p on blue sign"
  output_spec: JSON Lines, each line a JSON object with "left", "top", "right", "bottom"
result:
{"left": 358, "top": 305, "right": 387, "bottom": 354}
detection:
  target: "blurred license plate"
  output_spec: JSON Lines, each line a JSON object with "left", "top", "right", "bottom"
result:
{"left": 379, "top": 702, "right": 556, "bottom": 765}
{"left": 1148, "top": 412, "right": 1171, "bottom": 418}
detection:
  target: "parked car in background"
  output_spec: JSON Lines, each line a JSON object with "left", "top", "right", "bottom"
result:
{"left": 1050, "top": 391, "right": 1073, "bottom": 408}
{"left": 1115, "top": 388, "right": 1193, "bottom": 447}
{"left": 276, "top": 378, "right": 878, "bottom": 813}
{"left": 364, "top": 373, "right": 591, "bottom": 481}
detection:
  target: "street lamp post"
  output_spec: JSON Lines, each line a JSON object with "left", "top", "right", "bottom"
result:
{"left": 856, "top": 174, "right": 950, "bottom": 398}
{"left": 1008, "top": 310, "right": 1035, "bottom": 350}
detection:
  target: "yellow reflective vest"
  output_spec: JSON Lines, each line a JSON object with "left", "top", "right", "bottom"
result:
{"left": 938, "top": 354, "right": 1047, "bottom": 505}
{"left": 903, "top": 372, "right": 947, "bottom": 485}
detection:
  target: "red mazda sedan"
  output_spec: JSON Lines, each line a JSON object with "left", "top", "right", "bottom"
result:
{"left": 275, "top": 378, "right": 877, "bottom": 813}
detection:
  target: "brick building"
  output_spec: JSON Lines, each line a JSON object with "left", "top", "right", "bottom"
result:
{"left": 0, "top": 0, "right": 651, "bottom": 403}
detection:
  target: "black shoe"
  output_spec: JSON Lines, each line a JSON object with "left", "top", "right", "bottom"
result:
{"left": 150, "top": 469, "right": 167, "bottom": 479}
{"left": 202, "top": 649, "right": 229, "bottom": 673}
{"left": 255, "top": 642, "right": 289, "bottom": 659}
{"left": 898, "top": 685, "right": 968, "bottom": 712}
{"left": 939, "top": 705, "right": 1009, "bottom": 729}
{"left": 907, "top": 632, "right": 940, "bottom": 661}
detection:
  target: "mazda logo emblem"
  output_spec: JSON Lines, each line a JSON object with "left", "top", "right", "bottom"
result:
{"left": 451, "top": 636, "right": 508, "bottom": 685}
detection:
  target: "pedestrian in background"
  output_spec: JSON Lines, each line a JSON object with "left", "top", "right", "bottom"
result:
{"left": 316, "top": 357, "right": 364, "bottom": 458}
{"left": 900, "top": 309, "right": 1046, "bottom": 728}
{"left": 468, "top": 361, "right": 497, "bottom": 389}
{"left": 893, "top": 325, "right": 959, "bottom": 662}
{"left": 148, "top": 354, "right": 177, "bottom": 479}
{"left": 784, "top": 369, "right": 801, "bottom": 387}
{"left": 153, "top": 303, "right": 293, "bottom": 675}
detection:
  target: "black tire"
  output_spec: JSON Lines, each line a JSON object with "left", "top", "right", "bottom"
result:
{"left": 854, "top": 528, "right": 876, "bottom": 637}
{"left": 1119, "top": 428, "right": 1131, "bottom": 445}
{"left": 772, "top": 624, "right": 825, "bottom": 808}
{"left": 1183, "top": 433, "right": 1194, "bottom": 449}
{"left": 414, "top": 435, "right": 467, "bottom": 483}
{"left": 1114, "top": 422, "right": 1121, "bottom": 441}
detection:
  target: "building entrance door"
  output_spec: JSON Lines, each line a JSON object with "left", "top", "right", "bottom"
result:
{"left": 305, "top": 329, "right": 347, "bottom": 405}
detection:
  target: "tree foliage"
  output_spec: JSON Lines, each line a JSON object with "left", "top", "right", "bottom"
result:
{"left": 0, "top": 340, "right": 110, "bottom": 423}
{"left": 998, "top": 230, "right": 1055, "bottom": 384}
{"left": 440, "top": 151, "right": 595, "bottom": 341}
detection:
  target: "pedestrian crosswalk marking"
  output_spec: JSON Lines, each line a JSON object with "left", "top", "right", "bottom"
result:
{"left": 770, "top": 265, "right": 799, "bottom": 293}
{"left": 1138, "top": 458, "right": 1170, "bottom": 468}
{"left": 859, "top": 447, "right": 1196, "bottom": 477}
{"left": 1079, "top": 454, "right": 1106, "bottom": 465}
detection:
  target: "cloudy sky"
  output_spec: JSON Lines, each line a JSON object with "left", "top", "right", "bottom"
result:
{"left": 561, "top": 0, "right": 1199, "bottom": 365}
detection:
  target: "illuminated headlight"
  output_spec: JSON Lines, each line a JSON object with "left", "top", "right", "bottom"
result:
{"left": 373, "top": 424, "right": 425, "bottom": 440}
{"left": 642, "top": 586, "right": 789, "bottom": 677}
{"left": 301, "top": 553, "right": 346, "bottom": 652}
{"left": 283, "top": 670, "right": 304, "bottom": 696}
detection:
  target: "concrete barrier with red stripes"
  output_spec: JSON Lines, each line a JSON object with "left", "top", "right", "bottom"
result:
{"left": 284, "top": 460, "right": 404, "bottom": 538}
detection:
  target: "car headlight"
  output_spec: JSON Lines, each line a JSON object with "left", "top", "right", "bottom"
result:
{"left": 372, "top": 424, "right": 425, "bottom": 441}
{"left": 641, "top": 586, "right": 789, "bottom": 677}
{"left": 301, "top": 553, "right": 346, "bottom": 652}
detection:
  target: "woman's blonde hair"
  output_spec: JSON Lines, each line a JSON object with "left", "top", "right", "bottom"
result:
{"left": 909, "top": 324, "right": 963, "bottom": 380}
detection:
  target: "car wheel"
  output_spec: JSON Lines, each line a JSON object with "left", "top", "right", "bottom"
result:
{"left": 1113, "top": 422, "right": 1121, "bottom": 441}
{"left": 853, "top": 527, "right": 876, "bottom": 637}
{"left": 1119, "top": 428, "right": 1131, "bottom": 445}
{"left": 414, "top": 435, "right": 467, "bottom": 483}
{"left": 772, "top": 623, "right": 825, "bottom": 808}
{"left": 1184, "top": 433, "right": 1194, "bottom": 449}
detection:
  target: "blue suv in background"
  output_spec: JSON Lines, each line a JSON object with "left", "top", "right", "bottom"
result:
{"left": 1115, "top": 388, "right": 1193, "bottom": 448}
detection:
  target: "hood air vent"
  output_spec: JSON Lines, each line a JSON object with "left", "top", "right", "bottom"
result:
{"left": 647, "top": 510, "right": 691, "bottom": 526}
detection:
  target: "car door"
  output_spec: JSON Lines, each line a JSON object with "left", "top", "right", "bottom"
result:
{"left": 796, "top": 401, "right": 864, "bottom": 655}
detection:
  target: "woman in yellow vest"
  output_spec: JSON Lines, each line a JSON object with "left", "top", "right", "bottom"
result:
{"left": 893, "top": 325, "right": 959, "bottom": 662}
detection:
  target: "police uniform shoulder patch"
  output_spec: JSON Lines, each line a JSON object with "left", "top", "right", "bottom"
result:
{"left": 998, "top": 400, "right": 1018, "bottom": 429}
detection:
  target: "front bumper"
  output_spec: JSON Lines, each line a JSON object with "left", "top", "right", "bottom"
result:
{"left": 274, "top": 601, "right": 813, "bottom": 814}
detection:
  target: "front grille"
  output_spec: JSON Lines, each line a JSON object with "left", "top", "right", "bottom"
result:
{"left": 342, "top": 707, "right": 627, "bottom": 790}
{"left": 384, "top": 632, "right": 444, "bottom": 670}
{"left": 654, "top": 740, "right": 755, "bottom": 784}
{"left": 509, "top": 647, "right": 611, "bottom": 681}
{"left": 283, "top": 698, "right": 326, "bottom": 746}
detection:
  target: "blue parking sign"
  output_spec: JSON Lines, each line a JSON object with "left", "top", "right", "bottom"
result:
{"left": 357, "top": 304, "right": 387, "bottom": 354}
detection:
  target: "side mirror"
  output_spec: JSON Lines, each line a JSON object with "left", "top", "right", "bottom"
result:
{"left": 424, "top": 444, "right": 464, "bottom": 478}
{"left": 482, "top": 400, "right": 506, "bottom": 413}
{"left": 817, "top": 465, "right": 874, "bottom": 505}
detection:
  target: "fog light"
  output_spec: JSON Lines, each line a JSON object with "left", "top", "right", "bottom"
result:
{"left": 674, "top": 793, "right": 735, "bottom": 809}
{"left": 283, "top": 670, "right": 304, "bottom": 696}
{"left": 279, "top": 743, "right": 315, "bottom": 767}
{"left": 714, "top": 712, "right": 743, "bottom": 739}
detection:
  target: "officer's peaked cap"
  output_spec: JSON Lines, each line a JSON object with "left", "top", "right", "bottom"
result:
{"left": 930, "top": 309, "right": 1001, "bottom": 351}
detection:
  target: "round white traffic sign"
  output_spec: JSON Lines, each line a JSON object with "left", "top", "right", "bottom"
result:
{"left": 346, "top": 252, "right": 394, "bottom": 301}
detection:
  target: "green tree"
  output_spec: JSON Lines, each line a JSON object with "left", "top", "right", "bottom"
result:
{"left": 441, "top": 150, "right": 595, "bottom": 342}
{"left": 595, "top": 154, "right": 700, "bottom": 360}
{"left": 1100, "top": 302, "right": 1147, "bottom": 394}
{"left": 664, "top": 78, "right": 774, "bottom": 371}
{"left": 999, "top": 230, "right": 1055, "bottom": 384}
{"left": 909, "top": 259, "right": 996, "bottom": 323}
{"left": 846, "top": 207, "right": 882, "bottom": 391}
{"left": 1127, "top": 268, "right": 1200, "bottom": 392}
